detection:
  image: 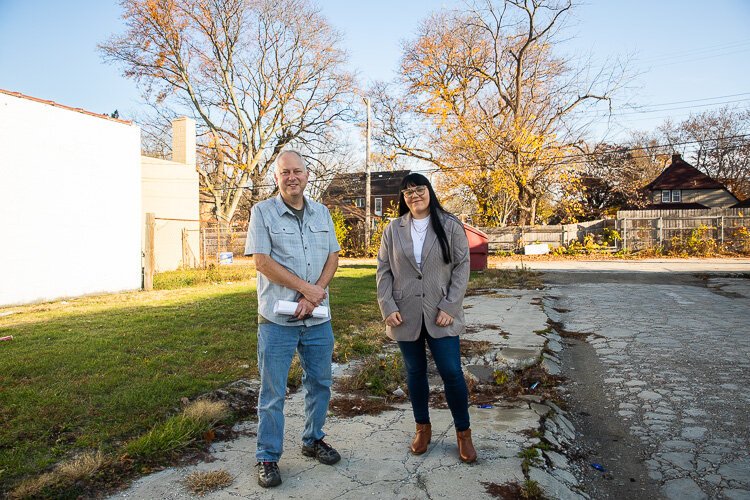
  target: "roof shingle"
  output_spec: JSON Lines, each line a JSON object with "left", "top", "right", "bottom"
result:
{"left": 324, "top": 170, "right": 410, "bottom": 198}
{"left": 645, "top": 154, "right": 726, "bottom": 190}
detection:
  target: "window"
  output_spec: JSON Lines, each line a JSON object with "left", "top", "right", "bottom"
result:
{"left": 354, "top": 198, "right": 364, "bottom": 208}
{"left": 661, "top": 190, "right": 671, "bottom": 203}
{"left": 671, "top": 190, "right": 681, "bottom": 202}
{"left": 374, "top": 197, "right": 383, "bottom": 216}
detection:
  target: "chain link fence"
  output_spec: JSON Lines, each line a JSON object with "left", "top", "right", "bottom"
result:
{"left": 199, "top": 224, "right": 249, "bottom": 266}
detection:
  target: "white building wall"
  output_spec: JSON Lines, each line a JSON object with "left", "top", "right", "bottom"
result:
{"left": 0, "top": 91, "right": 142, "bottom": 306}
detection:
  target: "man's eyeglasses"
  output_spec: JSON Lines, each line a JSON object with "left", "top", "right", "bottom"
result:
{"left": 401, "top": 186, "right": 427, "bottom": 198}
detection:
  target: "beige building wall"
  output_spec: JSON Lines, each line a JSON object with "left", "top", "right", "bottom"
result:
{"left": 652, "top": 188, "right": 738, "bottom": 208}
{"left": 684, "top": 189, "right": 738, "bottom": 208}
{"left": 141, "top": 117, "right": 200, "bottom": 272}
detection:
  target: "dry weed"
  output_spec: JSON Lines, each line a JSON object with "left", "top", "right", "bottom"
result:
{"left": 56, "top": 450, "right": 106, "bottom": 482}
{"left": 9, "top": 472, "right": 57, "bottom": 499}
{"left": 184, "top": 469, "right": 234, "bottom": 496}
{"left": 182, "top": 400, "right": 229, "bottom": 425}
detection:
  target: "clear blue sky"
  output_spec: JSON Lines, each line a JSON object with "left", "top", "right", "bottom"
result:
{"left": 1, "top": 1, "right": 749, "bottom": 140}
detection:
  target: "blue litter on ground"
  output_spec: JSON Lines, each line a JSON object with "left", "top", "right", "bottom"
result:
{"left": 591, "top": 463, "right": 607, "bottom": 472}
{"left": 477, "top": 404, "right": 493, "bottom": 409}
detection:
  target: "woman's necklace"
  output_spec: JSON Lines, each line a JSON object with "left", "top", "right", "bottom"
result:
{"left": 412, "top": 218, "right": 429, "bottom": 242}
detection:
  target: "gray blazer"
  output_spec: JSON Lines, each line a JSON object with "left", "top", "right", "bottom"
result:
{"left": 376, "top": 212, "right": 470, "bottom": 341}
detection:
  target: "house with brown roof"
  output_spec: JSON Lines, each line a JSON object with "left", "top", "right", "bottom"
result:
{"left": 322, "top": 170, "right": 410, "bottom": 225}
{"left": 643, "top": 154, "right": 738, "bottom": 209}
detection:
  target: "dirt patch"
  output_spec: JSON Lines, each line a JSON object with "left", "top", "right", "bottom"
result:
{"left": 195, "top": 379, "right": 258, "bottom": 420}
{"left": 427, "top": 365, "right": 565, "bottom": 409}
{"left": 460, "top": 339, "right": 493, "bottom": 357}
{"left": 468, "top": 268, "right": 544, "bottom": 290}
{"left": 329, "top": 395, "right": 399, "bottom": 417}
{"left": 546, "top": 318, "right": 602, "bottom": 340}
{"left": 482, "top": 481, "right": 525, "bottom": 499}
{"left": 465, "top": 323, "right": 510, "bottom": 338}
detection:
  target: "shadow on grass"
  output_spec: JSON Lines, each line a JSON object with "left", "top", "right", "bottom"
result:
{"left": 0, "top": 288, "right": 257, "bottom": 493}
{"left": 0, "top": 265, "right": 381, "bottom": 494}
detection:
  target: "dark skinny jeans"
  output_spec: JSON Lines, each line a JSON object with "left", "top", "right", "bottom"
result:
{"left": 397, "top": 323, "right": 470, "bottom": 432}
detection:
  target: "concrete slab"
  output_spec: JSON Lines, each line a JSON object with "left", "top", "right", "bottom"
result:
{"left": 111, "top": 292, "right": 556, "bottom": 499}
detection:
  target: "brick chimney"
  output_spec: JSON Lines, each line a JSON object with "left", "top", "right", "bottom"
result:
{"left": 171, "top": 117, "right": 196, "bottom": 167}
{"left": 671, "top": 153, "right": 682, "bottom": 164}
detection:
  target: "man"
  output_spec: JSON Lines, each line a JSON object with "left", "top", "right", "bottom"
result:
{"left": 244, "top": 150, "right": 341, "bottom": 488}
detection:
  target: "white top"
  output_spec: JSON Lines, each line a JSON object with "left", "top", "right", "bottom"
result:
{"left": 411, "top": 215, "right": 431, "bottom": 267}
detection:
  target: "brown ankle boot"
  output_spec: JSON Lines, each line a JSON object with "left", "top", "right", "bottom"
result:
{"left": 456, "top": 428, "right": 477, "bottom": 463}
{"left": 410, "top": 423, "right": 432, "bottom": 455}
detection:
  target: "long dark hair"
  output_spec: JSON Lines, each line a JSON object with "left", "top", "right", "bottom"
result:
{"left": 398, "top": 173, "right": 454, "bottom": 264}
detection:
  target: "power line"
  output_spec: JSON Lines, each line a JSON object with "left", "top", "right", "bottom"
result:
{"left": 630, "top": 92, "right": 750, "bottom": 108}
{"left": 636, "top": 39, "right": 750, "bottom": 63}
{"left": 200, "top": 133, "right": 750, "bottom": 191}
{"left": 391, "top": 93, "right": 750, "bottom": 124}
{"left": 568, "top": 96, "right": 750, "bottom": 119}
{"left": 651, "top": 48, "right": 750, "bottom": 68}
{"left": 410, "top": 133, "right": 750, "bottom": 174}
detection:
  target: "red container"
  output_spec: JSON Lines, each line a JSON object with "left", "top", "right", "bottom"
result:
{"left": 463, "top": 224, "right": 488, "bottom": 271}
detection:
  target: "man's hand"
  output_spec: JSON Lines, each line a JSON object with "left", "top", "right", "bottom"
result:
{"left": 436, "top": 310, "right": 454, "bottom": 327}
{"left": 301, "top": 283, "right": 327, "bottom": 306}
{"left": 385, "top": 311, "right": 403, "bottom": 327}
{"left": 295, "top": 297, "right": 316, "bottom": 320}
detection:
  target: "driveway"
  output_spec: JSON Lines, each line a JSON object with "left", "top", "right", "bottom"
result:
{"left": 541, "top": 259, "right": 750, "bottom": 499}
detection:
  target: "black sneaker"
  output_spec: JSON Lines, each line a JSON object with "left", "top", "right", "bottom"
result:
{"left": 301, "top": 438, "right": 341, "bottom": 465}
{"left": 256, "top": 461, "right": 281, "bottom": 488}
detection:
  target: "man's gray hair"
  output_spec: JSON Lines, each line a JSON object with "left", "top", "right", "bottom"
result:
{"left": 275, "top": 150, "right": 306, "bottom": 172}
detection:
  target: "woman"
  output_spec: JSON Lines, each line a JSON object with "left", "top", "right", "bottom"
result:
{"left": 376, "top": 173, "right": 475, "bottom": 463}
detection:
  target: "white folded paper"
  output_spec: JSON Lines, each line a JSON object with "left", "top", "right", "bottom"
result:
{"left": 273, "top": 300, "right": 329, "bottom": 319}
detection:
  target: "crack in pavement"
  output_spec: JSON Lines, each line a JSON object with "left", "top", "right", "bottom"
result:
{"left": 546, "top": 274, "right": 750, "bottom": 499}
{"left": 109, "top": 291, "right": 556, "bottom": 499}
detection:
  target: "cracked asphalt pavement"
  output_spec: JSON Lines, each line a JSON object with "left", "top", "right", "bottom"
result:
{"left": 543, "top": 260, "right": 750, "bottom": 500}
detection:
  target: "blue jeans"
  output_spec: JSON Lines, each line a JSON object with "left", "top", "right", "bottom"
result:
{"left": 398, "top": 325, "right": 470, "bottom": 432}
{"left": 256, "top": 320, "right": 334, "bottom": 462}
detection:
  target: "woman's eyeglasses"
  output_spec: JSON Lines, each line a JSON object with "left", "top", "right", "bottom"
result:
{"left": 401, "top": 186, "right": 427, "bottom": 198}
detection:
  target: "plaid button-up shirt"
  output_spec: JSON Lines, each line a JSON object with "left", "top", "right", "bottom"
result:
{"left": 244, "top": 195, "right": 340, "bottom": 326}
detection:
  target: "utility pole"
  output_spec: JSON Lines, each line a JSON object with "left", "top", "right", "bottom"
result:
{"left": 363, "top": 97, "right": 372, "bottom": 253}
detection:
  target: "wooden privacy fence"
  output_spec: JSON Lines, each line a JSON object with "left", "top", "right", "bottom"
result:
{"left": 143, "top": 214, "right": 202, "bottom": 290}
{"left": 479, "top": 219, "right": 615, "bottom": 253}
{"left": 616, "top": 208, "right": 749, "bottom": 252}
{"left": 479, "top": 208, "right": 749, "bottom": 254}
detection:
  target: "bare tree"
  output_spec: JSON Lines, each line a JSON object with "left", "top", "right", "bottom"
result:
{"left": 660, "top": 107, "right": 750, "bottom": 200}
{"left": 574, "top": 135, "right": 670, "bottom": 218}
{"left": 374, "top": 0, "right": 629, "bottom": 225}
{"left": 101, "top": 0, "right": 355, "bottom": 226}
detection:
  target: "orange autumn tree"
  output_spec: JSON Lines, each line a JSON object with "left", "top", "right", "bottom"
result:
{"left": 101, "top": 0, "right": 355, "bottom": 226}
{"left": 374, "top": 0, "right": 629, "bottom": 225}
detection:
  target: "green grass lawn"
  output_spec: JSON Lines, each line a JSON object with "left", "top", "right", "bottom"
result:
{"left": 0, "top": 263, "right": 380, "bottom": 494}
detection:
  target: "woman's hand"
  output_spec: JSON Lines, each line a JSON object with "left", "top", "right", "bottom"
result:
{"left": 436, "top": 310, "right": 454, "bottom": 327}
{"left": 385, "top": 311, "right": 403, "bottom": 327}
